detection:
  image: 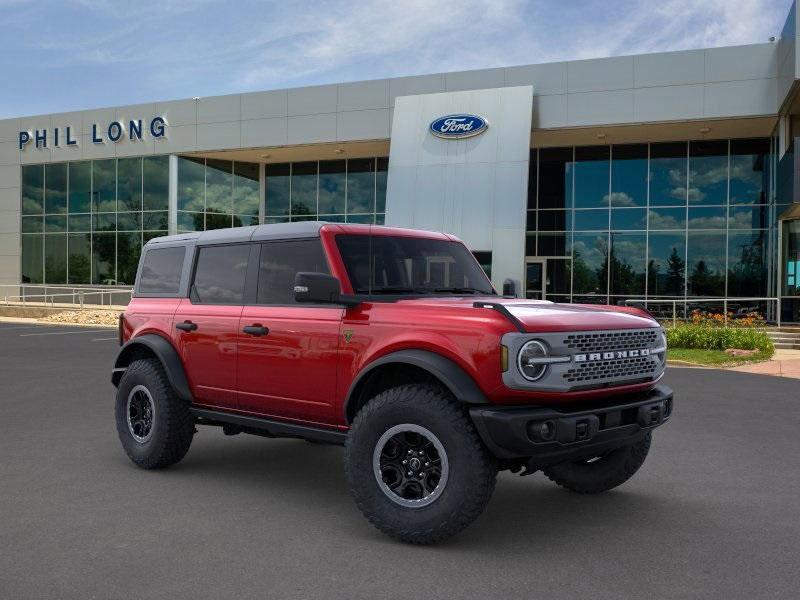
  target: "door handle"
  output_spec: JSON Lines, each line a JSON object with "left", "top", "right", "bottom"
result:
{"left": 242, "top": 324, "right": 269, "bottom": 336}
{"left": 175, "top": 320, "right": 198, "bottom": 332}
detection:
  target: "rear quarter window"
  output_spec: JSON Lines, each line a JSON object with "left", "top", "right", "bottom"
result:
{"left": 191, "top": 244, "right": 251, "bottom": 305}
{"left": 137, "top": 246, "right": 186, "bottom": 295}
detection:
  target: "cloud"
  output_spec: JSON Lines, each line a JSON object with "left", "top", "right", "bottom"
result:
{"left": 0, "top": 0, "right": 792, "bottom": 117}
{"left": 603, "top": 192, "right": 639, "bottom": 207}
{"left": 648, "top": 209, "right": 684, "bottom": 230}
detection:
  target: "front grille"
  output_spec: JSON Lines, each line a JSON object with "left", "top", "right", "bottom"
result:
{"left": 563, "top": 329, "right": 659, "bottom": 353}
{"left": 563, "top": 356, "right": 657, "bottom": 384}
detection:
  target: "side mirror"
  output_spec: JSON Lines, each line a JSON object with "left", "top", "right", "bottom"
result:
{"left": 502, "top": 278, "right": 517, "bottom": 297}
{"left": 294, "top": 272, "right": 343, "bottom": 304}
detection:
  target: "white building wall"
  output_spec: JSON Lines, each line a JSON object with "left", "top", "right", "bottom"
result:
{"left": 0, "top": 121, "right": 20, "bottom": 286}
{"left": 385, "top": 86, "right": 533, "bottom": 292}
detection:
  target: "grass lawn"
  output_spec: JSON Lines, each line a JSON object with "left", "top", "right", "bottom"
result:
{"left": 668, "top": 348, "right": 773, "bottom": 367}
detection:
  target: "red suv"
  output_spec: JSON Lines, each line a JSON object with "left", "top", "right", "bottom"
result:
{"left": 113, "top": 222, "right": 672, "bottom": 544}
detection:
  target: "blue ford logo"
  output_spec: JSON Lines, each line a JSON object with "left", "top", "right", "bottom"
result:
{"left": 429, "top": 114, "right": 488, "bottom": 139}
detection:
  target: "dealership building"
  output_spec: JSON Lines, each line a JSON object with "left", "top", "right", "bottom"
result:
{"left": 5, "top": 3, "right": 800, "bottom": 320}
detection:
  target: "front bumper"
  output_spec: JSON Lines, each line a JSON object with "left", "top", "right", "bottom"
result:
{"left": 470, "top": 385, "right": 673, "bottom": 467}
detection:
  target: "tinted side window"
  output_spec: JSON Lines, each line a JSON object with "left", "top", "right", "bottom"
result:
{"left": 138, "top": 246, "right": 185, "bottom": 294}
{"left": 191, "top": 244, "right": 250, "bottom": 304}
{"left": 257, "top": 239, "right": 329, "bottom": 304}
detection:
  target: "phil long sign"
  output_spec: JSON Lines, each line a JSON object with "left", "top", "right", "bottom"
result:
{"left": 429, "top": 114, "right": 488, "bottom": 139}
{"left": 19, "top": 116, "right": 167, "bottom": 150}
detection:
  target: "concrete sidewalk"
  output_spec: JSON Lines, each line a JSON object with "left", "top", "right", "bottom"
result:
{"left": 729, "top": 349, "right": 800, "bottom": 378}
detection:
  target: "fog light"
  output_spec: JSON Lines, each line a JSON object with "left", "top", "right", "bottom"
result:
{"left": 539, "top": 421, "right": 556, "bottom": 440}
{"left": 529, "top": 420, "right": 556, "bottom": 442}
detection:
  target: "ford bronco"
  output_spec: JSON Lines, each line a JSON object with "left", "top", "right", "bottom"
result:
{"left": 112, "top": 222, "right": 672, "bottom": 544}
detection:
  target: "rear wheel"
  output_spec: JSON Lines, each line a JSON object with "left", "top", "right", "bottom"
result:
{"left": 115, "top": 358, "right": 194, "bottom": 469}
{"left": 543, "top": 434, "right": 652, "bottom": 494}
{"left": 345, "top": 384, "right": 497, "bottom": 544}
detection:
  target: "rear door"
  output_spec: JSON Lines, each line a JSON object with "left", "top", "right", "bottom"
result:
{"left": 173, "top": 243, "right": 255, "bottom": 409}
{"left": 236, "top": 238, "right": 343, "bottom": 424}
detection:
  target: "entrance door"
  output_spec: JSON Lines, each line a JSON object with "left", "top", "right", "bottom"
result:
{"left": 781, "top": 218, "right": 800, "bottom": 322}
{"left": 524, "top": 259, "right": 546, "bottom": 300}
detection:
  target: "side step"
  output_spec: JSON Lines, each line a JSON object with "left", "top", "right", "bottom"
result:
{"left": 190, "top": 407, "right": 347, "bottom": 445}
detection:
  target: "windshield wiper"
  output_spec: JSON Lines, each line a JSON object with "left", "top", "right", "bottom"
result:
{"left": 355, "top": 286, "right": 419, "bottom": 294}
{"left": 354, "top": 286, "right": 495, "bottom": 295}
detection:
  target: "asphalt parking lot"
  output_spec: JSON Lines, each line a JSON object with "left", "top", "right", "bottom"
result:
{"left": 1, "top": 321, "right": 798, "bottom": 600}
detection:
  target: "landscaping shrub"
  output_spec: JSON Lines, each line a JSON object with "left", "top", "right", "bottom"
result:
{"left": 689, "top": 309, "right": 765, "bottom": 328}
{"left": 666, "top": 323, "right": 774, "bottom": 354}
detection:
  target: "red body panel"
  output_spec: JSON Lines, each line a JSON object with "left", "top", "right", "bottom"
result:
{"left": 173, "top": 299, "right": 242, "bottom": 408}
{"left": 122, "top": 224, "right": 662, "bottom": 430}
{"left": 236, "top": 305, "right": 343, "bottom": 424}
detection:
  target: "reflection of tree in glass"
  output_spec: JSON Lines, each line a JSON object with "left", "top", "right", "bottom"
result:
{"left": 689, "top": 260, "right": 724, "bottom": 296}
{"left": 91, "top": 234, "right": 115, "bottom": 283}
{"left": 666, "top": 248, "right": 685, "bottom": 295}
{"left": 572, "top": 249, "right": 595, "bottom": 293}
{"left": 648, "top": 260, "right": 660, "bottom": 293}
{"left": 117, "top": 234, "right": 140, "bottom": 284}
{"left": 728, "top": 236, "right": 764, "bottom": 296}
{"left": 205, "top": 209, "right": 232, "bottom": 231}
{"left": 291, "top": 203, "right": 314, "bottom": 216}
{"left": 607, "top": 243, "right": 645, "bottom": 295}
{"left": 572, "top": 236, "right": 611, "bottom": 295}
{"left": 646, "top": 248, "right": 685, "bottom": 296}
{"left": 69, "top": 253, "right": 90, "bottom": 284}
{"left": 44, "top": 255, "right": 67, "bottom": 283}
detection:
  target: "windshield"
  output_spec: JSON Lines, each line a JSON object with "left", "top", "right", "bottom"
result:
{"left": 335, "top": 234, "right": 495, "bottom": 296}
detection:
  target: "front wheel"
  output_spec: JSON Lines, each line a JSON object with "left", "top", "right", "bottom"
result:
{"left": 543, "top": 433, "right": 652, "bottom": 494}
{"left": 345, "top": 384, "right": 497, "bottom": 544}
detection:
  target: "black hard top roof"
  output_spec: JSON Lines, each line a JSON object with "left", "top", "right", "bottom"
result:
{"left": 144, "top": 221, "right": 326, "bottom": 247}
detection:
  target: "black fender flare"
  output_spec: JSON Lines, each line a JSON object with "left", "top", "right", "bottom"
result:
{"left": 344, "top": 349, "right": 488, "bottom": 422}
{"left": 111, "top": 334, "right": 193, "bottom": 402}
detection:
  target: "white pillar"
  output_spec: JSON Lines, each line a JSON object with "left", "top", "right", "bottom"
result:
{"left": 168, "top": 154, "right": 178, "bottom": 234}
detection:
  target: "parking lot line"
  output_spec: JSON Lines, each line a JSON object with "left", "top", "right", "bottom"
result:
{"left": 19, "top": 329, "right": 109, "bottom": 337}
{"left": 0, "top": 325, "right": 69, "bottom": 332}
{"left": 91, "top": 337, "right": 118, "bottom": 342}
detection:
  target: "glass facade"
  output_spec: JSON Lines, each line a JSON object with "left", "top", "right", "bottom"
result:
{"left": 177, "top": 158, "right": 260, "bottom": 232}
{"left": 21, "top": 157, "right": 169, "bottom": 284}
{"left": 264, "top": 158, "right": 388, "bottom": 224}
{"left": 21, "top": 154, "right": 390, "bottom": 284}
{"left": 16, "top": 138, "right": 778, "bottom": 318}
{"left": 527, "top": 139, "right": 774, "bottom": 309}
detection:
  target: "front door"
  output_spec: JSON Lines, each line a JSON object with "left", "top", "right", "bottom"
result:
{"left": 236, "top": 239, "right": 343, "bottom": 425}
{"left": 172, "top": 243, "right": 253, "bottom": 409}
{"left": 524, "top": 259, "right": 546, "bottom": 300}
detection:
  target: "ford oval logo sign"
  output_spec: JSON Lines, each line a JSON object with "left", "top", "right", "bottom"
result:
{"left": 429, "top": 114, "right": 488, "bottom": 139}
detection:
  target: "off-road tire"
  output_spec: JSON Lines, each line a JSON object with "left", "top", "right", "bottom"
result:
{"left": 345, "top": 383, "right": 497, "bottom": 544}
{"left": 115, "top": 358, "right": 194, "bottom": 469}
{"left": 543, "top": 433, "right": 652, "bottom": 494}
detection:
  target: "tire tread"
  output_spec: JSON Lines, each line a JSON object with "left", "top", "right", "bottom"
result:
{"left": 345, "top": 383, "right": 497, "bottom": 544}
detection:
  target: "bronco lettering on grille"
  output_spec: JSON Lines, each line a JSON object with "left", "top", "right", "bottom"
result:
{"left": 574, "top": 348, "right": 651, "bottom": 362}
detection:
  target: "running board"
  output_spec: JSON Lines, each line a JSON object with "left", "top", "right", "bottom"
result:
{"left": 190, "top": 407, "right": 347, "bottom": 445}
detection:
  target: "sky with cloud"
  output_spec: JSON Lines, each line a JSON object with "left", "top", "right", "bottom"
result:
{"left": 0, "top": 0, "right": 794, "bottom": 118}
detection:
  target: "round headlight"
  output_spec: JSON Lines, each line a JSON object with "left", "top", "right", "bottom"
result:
{"left": 518, "top": 340, "right": 549, "bottom": 381}
{"left": 657, "top": 329, "right": 667, "bottom": 365}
